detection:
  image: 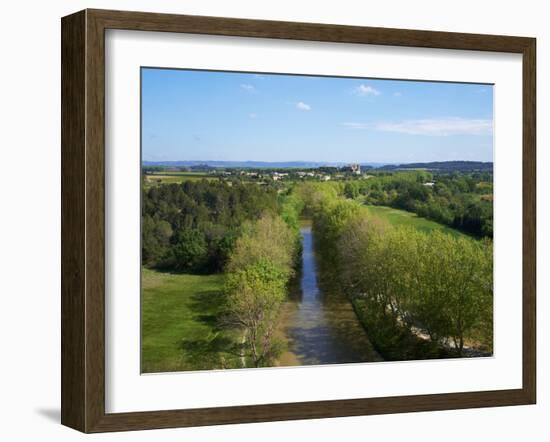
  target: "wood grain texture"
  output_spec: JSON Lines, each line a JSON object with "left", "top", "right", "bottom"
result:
{"left": 61, "top": 8, "right": 537, "bottom": 433}
{"left": 61, "top": 10, "right": 86, "bottom": 432}
{"left": 522, "top": 39, "right": 537, "bottom": 404}
{"left": 85, "top": 9, "right": 107, "bottom": 432}
{"left": 89, "top": 8, "right": 533, "bottom": 52}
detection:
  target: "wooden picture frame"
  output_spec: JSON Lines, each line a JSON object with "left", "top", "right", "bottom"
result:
{"left": 61, "top": 8, "right": 536, "bottom": 433}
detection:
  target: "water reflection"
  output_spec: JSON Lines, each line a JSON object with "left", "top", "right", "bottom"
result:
{"left": 277, "top": 223, "right": 381, "bottom": 366}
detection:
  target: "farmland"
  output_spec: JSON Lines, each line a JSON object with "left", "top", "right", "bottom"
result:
{"left": 144, "top": 171, "right": 217, "bottom": 187}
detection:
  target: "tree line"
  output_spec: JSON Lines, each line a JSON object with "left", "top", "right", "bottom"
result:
{"left": 142, "top": 180, "right": 280, "bottom": 273}
{"left": 342, "top": 170, "right": 493, "bottom": 238}
{"left": 299, "top": 183, "right": 493, "bottom": 359}
{"left": 222, "top": 192, "right": 303, "bottom": 367}
{"left": 222, "top": 211, "right": 300, "bottom": 367}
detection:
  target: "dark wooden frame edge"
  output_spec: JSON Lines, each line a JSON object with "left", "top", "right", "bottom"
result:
{"left": 61, "top": 8, "right": 536, "bottom": 433}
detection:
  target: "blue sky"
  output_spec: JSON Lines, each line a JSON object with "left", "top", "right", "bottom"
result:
{"left": 142, "top": 68, "right": 493, "bottom": 163}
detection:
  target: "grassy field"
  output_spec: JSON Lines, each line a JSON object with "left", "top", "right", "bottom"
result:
{"left": 144, "top": 172, "right": 218, "bottom": 187}
{"left": 365, "top": 205, "right": 469, "bottom": 238}
{"left": 141, "top": 268, "right": 243, "bottom": 373}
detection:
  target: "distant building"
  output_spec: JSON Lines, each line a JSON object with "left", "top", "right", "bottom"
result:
{"left": 342, "top": 164, "right": 361, "bottom": 175}
{"left": 271, "top": 172, "right": 288, "bottom": 181}
{"left": 424, "top": 182, "right": 435, "bottom": 187}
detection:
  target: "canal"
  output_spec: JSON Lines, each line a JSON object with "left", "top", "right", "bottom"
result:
{"left": 277, "top": 222, "right": 381, "bottom": 366}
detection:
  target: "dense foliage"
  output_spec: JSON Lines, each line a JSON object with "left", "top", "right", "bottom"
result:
{"left": 223, "top": 214, "right": 300, "bottom": 367}
{"left": 304, "top": 183, "right": 493, "bottom": 358}
{"left": 142, "top": 180, "right": 279, "bottom": 272}
{"left": 341, "top": 171, "right": 493, "bottom": 237}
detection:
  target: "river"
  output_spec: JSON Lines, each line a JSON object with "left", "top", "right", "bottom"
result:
{"left": 277, "top": 222, "right": 381, "bottom": 366}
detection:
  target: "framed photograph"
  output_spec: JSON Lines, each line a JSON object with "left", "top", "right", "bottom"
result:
{"left": 61, "top": 9, "right": 536, "bottom": 433}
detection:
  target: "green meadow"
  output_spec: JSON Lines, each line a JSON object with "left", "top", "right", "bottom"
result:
{"left": 141, "top": 268, "right": 242, "bottom": 373}
{"left": 365, "top": 205, "right": 469, "bottom": 238}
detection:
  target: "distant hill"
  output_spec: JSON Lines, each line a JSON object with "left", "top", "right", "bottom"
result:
{"left": 142, "top": 160, "right": 493, "bottom": 172}
{"left": 377, "top": 161, "right": 493, "bottom": 172}
{"left": 142, "top": 160, "right": 390, "bottom": 169}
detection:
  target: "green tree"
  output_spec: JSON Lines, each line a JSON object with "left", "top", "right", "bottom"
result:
{"left": 142, "top": 215, "right": 173, "bottom": 266}
{"left": 224, "top": 259, "right": 287, "bottom": 367}
{"left": 344, "top": 182, "right": 360, "bottom": 199}
{"left": 169, "top": 228, "right": 208, "bottom": 272}
{"left": 426, "top": 233, "right": 493, "bottom": 354}
{"left": 226, "top": 214, "right": 298, "bottom": 277}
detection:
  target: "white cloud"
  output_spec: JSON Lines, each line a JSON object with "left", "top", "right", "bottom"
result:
{"left": 342, "top": 122, "right": 370, "bottom": 129}
{"left": 393, "top": 92, "right": 402, "bottom": 97}
{"left": 342, "top": 118, "right": 493, "bottom": 136}
{"left": 240, "top": 84, "right": 256, "bottom": 93}
{"left": 354, "top": 84, "right": 381, "bottom": 97}
{"left": 296, "top": 101, "right": 311, "bottom": 111}
{"left": 377, "top": 118, "right": 493, "bottom": 136}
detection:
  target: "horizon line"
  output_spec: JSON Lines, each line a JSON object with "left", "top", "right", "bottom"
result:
{"left": 142, "top": 159, "right": 494, "bottom": 164}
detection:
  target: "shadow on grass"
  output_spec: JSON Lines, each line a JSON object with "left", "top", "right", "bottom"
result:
{"left": 188, "top": 288, "right": 226, "bottom": 329}
{"left": 178, "top": 286, "right": 244, "bottom": 369}
{"left": 178, "top": 334, "right": 243, "bottom": 369}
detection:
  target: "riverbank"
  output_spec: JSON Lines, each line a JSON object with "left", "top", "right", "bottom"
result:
{"left": 352, "top": 296, "right": 492, "bottom": 360}
{"left": 304, "top": 183, "right": 493, "bottom": 362}
{"left": 276, "top": 223, "right": 381, "bottom": 366}
{"left": 350, "top": 297, "right": 452, "bottom": 361}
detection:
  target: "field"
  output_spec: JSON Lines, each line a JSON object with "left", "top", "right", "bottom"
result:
{"left": 365, "top": 205, "right": 469, "bottom": 238}
{"left": 144, "top": 172, "right": 217, "bottom": 187}
{"left": 141, "top": 268, "right": 242, "bottom": 373}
